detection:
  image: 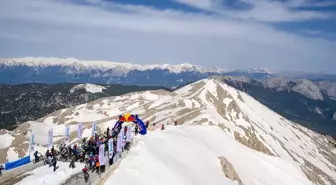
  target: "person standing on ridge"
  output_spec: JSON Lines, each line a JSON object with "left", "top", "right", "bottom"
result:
{"left": 82, "top": 165, "right": 89, "bottom": 182}
{"left": 0, "top": 165, "right": 4, "bottom": 176}
{"left": 51, "top": 146, "right": 55, "bottom": 156}
{"left": 52, "top": 157, "right": 57, "bottom": 172}
{"left": 69, "top": 155, "right": 76, "bottom": 169}
{"left": 34, "top": 150, "right": 39, "bottom": 163}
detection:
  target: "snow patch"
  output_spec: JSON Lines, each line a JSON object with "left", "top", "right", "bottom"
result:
{"left": 0, "top": 133, "right": 14, "bottom": 149}
{"left": 15, "top": 162, "right": 85, "bottom": 185}
{"left": 70, "top": 83, "right": 106, "bottom": 94}
{"left": 314, "top": 107, "right": 323, "bottom": 115}
{"left": 7, "top": 147, "right": 19, "bottom": 162}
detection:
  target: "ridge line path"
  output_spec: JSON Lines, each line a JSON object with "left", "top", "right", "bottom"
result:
{"left": 63, "top": 136, "right": 140, "bottom": 185}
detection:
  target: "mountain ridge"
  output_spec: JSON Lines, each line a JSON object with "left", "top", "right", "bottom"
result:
{"left": 1, "top": 78, "right": 335, "bottom": 185}
{"left": 211, "top": 76, "right": 336, "bottom": 136}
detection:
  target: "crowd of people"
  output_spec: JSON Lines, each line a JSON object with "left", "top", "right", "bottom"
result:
{"left": 1, "top": 120, "right": 179, "bottom": 180}
{"left": 34, "top": 123, "right": 140, "bottom": 176}
{"left": 33, "top": 119, "right": 169, "bottom": 181}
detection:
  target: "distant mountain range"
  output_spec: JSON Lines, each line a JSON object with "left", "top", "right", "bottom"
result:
{"left": 0, "top": 57, "right": 272, "bottom": 87}
{"left": 0, "top": 83, "right": 169, "bottom": 130}
{"left": 211, "top": 76, "right": 336, "bottom": 136}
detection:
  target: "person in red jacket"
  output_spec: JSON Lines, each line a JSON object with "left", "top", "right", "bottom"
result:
{"left": 161, "top": 124, "right": 165, "bottom": 130}
{"left": 82, "top": 165, "right": 89, "bottom": 173}
{"left": 82, "top": 165, "right": 89, "bottom": 182}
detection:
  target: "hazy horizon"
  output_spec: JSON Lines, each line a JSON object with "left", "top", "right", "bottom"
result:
{"left": 0, "top": 0, "right": 335, "bottom": 73}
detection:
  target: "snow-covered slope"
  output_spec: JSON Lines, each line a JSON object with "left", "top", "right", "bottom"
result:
{"left": 316, "top": 81, "right": 336, "bottom": 100}
{"left": 70, "top": 83, "right": 107, "bottom": 94}
{"left": 15, "top": 162, "right": 84, "bottom": 185}
{"left": 2, "top": 79, "right": 336, "bottom": 185}
{"left": 262, "top": 77, "right": 323, "bottom": 100}
{"left": 105, "top": 125, "right": 312, "bottom": 185}
{"left": 213, "top": 75, "right": 336, "bottom": 136}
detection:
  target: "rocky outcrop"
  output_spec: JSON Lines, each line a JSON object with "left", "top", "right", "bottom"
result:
{"left": 301, "top": 158, "right": 335, "bottom": 185}
{"left": 218, "top": 156, "right": 244, "bottom": 185}
{"left": 234, "top": 130, "right": 274, "bottom": 156}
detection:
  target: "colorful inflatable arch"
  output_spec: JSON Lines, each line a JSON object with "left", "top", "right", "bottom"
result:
{"left": 112, "top": 113, "right": 147, "bottom": 136}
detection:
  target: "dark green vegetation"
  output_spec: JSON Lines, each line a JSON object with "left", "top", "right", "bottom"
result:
{"left": 0, "top": 83, "right": 170, "bottom": 130}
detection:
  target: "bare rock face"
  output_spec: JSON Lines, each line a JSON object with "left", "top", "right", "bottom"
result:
{"left": 218, "top": 156, "right": 244, "bottom": 185}
{"left": 301, "top": 158, "right": 335, "bottom": 185}
{"left": 234, "top": 130, "right": 274, "bottom": 156}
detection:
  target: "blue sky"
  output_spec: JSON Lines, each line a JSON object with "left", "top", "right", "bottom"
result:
{"left": 0, "top": 0, "right": 335, "bottom": 73}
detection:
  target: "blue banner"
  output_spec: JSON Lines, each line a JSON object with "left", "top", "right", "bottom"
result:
{"left": 135, "top": 116, "right": 147, "bottom": 135}
{"left": 5, "top": 156, "right": 31, "bottom": 171}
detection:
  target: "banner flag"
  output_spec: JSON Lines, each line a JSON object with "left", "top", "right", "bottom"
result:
{"left": 121, "top": 127, "right": 125, "bottom": 147}
{"left": 108, "top": 138, "right": 113, "bottom": 158}
{"left": 65, "top": 126, "right": 70, "bottom": 144}
{"left": 117, "top": 132, "right": 122, "bottom": 152}
{"left": 99, "top": 144, "right": 105, "bottom": 165}
{"left": 91, "top": 122, "right": 97, "bottom": 136}
{"left": 126, "top": 125, "right": 132, "bottom": 142}
{"left": 78, "top": 122, "right": 82, "bottom": 140}
{"left": 29, "top": 133, "right": 36, "bottom": 152}
{"left": 48, "top": 128, "right": 53, "bottom": 148}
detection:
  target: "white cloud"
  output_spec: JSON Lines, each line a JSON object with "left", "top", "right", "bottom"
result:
{"left": 175, "top": 0, "right": 334, "bottom": 22}
{"left": 0, "top": 0, "right": 335, "bottom": 72}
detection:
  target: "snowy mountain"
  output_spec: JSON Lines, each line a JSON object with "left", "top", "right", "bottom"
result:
{"left": 0, "top": 57, "right": 272, "bottom": 87}
{"left": 316, "top": 81, "right": 336, "bottom": 100}
{"left": 1, "top": 78, "right": 336, "bottom": 185}
{"left": 262, "top": 77, "right": 323, "bottom": 100}
{"left": 105, "top": 125, "right": 313, "bottom": 185}
{"left": 213, "top": 76, "right": 336, "bottom": 136}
